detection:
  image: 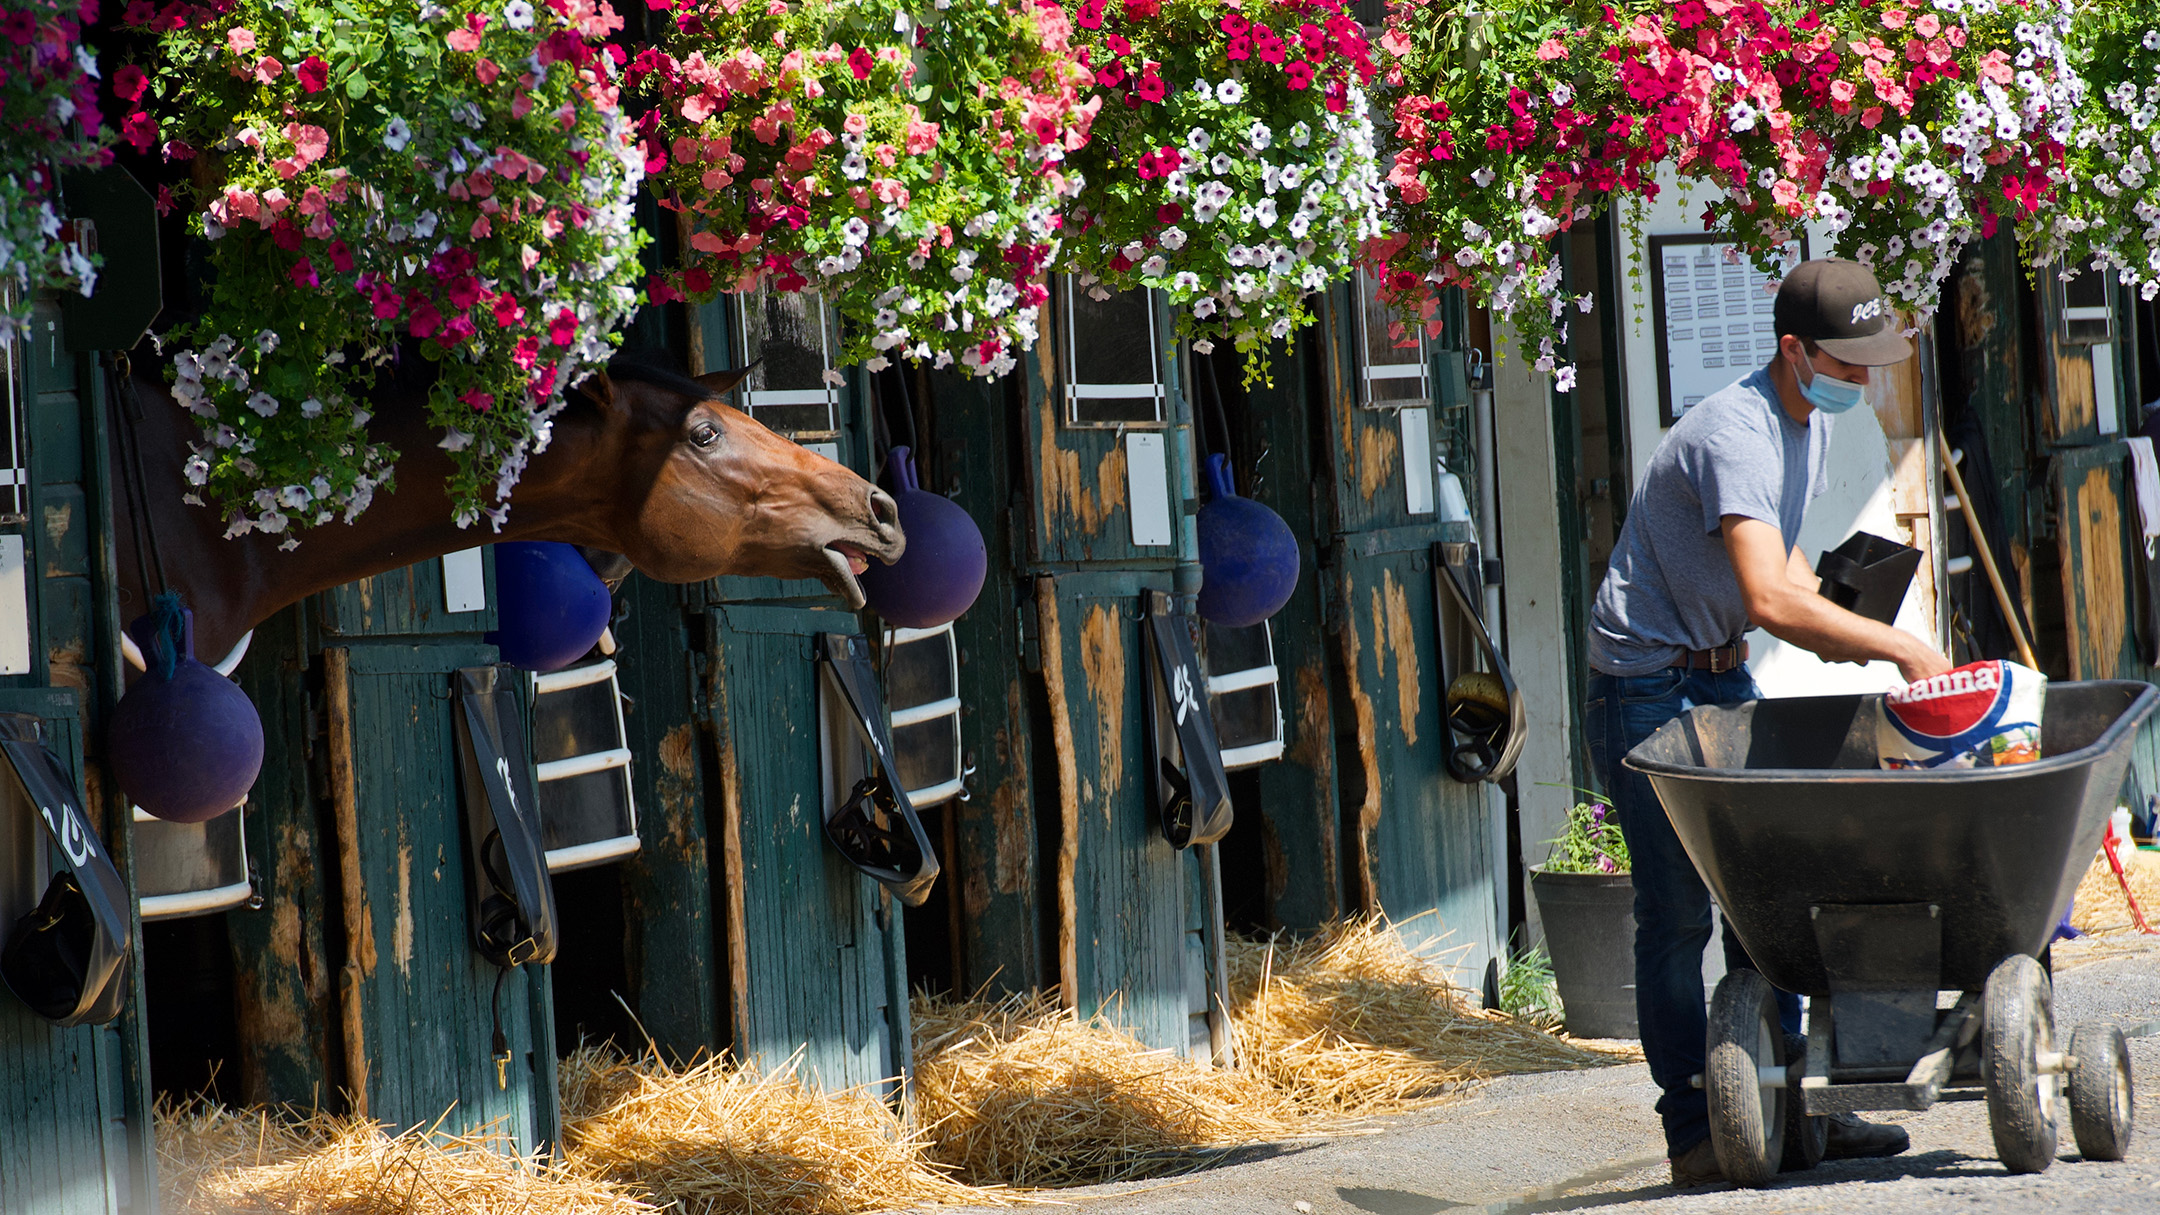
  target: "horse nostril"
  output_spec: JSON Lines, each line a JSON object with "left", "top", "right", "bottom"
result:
{"left": 869, "top": 487, "right": 901, "bottom": 538}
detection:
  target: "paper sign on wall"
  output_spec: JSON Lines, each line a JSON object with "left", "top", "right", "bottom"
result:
{"left": 1400, "top": 407, "right": 1434, "bottom": 516}
{"left": 0, "top": 535, "right": 27, "bottom": 675}
{"left": 1126, "top": 432, "right": 1173, "bottom": 547}
{"left": 442, "top": 547, "right": 487, "bottom": 614}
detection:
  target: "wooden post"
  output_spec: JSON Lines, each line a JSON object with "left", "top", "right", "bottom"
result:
{"left": 323, "top": 646, "right": 372, "bottom": 1116}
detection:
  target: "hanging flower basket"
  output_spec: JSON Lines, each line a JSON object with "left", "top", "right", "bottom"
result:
{"left": 132, "top": 0, "right": 647, "bottom": 540}
{"left": 2032, "top": 7, "right": 2160, "bottom": 294}
{"left": 634, "top": 0, "right": 1096, "bottom": 378}
{"left": 1052, "top": 0, "right": 1386, "bottom": 366}
{"left": 1372, "top": 0, "right": 2077, "bottom": 386}
{"left": 0, "top": 1, "right": 111, "bottom": 345}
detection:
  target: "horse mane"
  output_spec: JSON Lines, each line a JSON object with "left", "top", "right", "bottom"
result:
{"left": 595, "top": 350, "right": 724, "bottom": 405}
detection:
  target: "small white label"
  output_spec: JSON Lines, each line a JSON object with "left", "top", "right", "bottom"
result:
{"left": 0, "top": 535, "right": 25, "bottom": 675}
{"left": 442, "top": 547, "right": 487, "bottom": 614}
{"left": 1125, "top": 432, "right": 1173, "bottom": 547}
{"left": 804, "top": 441, "right": 842, "bottom": 462}
{"left": 1400, "top": 406, "right": 1435, "bottom": 516}
{"left": 2094, "top": 341, "right": 2120, "bottom": 436}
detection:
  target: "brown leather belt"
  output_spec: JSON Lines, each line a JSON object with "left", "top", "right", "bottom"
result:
{"left": 1675, "top": 641, "right": 1749, "bottom": 673}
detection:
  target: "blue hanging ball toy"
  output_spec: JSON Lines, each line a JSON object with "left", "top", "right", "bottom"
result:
{"left": 487, "top": 542, "right": 613, "bottom": 672}
{"left": 1196, "top": 453, "right": 1300, "bottom": 628}
{"left": 110, "top": 596, "right": 264, "bottom": 823}
{"left": 860, "top": 446, "right": 987, "bottom": 629}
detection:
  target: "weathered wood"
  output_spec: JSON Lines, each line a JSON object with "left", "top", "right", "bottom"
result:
{"left": 925, "top": 368, "right": 1043, "bottom": 997}
{"left": 1215, "top": 342, "right": 1341, "bottom": 932}
{"left": 0, "top": 689, "right": 129, "bottom": 1215}
{"left": 1037, "top": 572, "right": 1198, "bottom": 1052}
{"left": 326, "top": 642, "right": 551, "bottom": 1145}
{"left": 705, "top": 604, "right": 905, "bottom": 1090}
{"left": 1037, "top": 577, "right": 1080, "bottom": 1011}
{"left": 227, "top": 602, "right": 338, "bottom": 1108}
{"left": 612, "top": 574, "right": 721, "bottom": 1058}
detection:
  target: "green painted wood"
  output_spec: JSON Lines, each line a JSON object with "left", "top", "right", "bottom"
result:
{"left": 1214, "top": 343, "right": 1342, "bottom": 934}
{"left": 224, "top": 603, "right": 337, "bottom": 1108}
{"left": 706, "top": 604, "right": 904, "bottom": 1090}
{"left": 1333, "top": 546, "right": 1497, "bottom": 960}
{"left": 334, "top": 642, "right": 549, "bottom": 1145}
{"left": 1042, "top": 571, "right": 1199, "bottom": 1054}
{"left": 921, "top": 369, "right": 1043, "bottom": 997}
{"left": 0, "top": 688, "right": 128, "bottom": 1215}
{"left": 1316, "top": 288, "right": 1434, "bottom": 538}
{"left": 315, "top": 555, "right": 497, "bottom": 640}
{"left": 1021, "top": 293, "right": 1193, "bottom": 568}
{"left": 611, "top": 574, "right": 722, "bottom": 1057}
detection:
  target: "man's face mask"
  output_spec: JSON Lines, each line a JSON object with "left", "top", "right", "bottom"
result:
{"left": 1794, "top": 347, "right": 1867, "bottom": 414}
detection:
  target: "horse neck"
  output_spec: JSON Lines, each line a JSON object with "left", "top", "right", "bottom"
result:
{"left": 111, "top": 374, "right": 615, "bottom": 663}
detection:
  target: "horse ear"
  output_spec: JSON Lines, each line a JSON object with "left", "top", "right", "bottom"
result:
{"left": 577, "top": 370, "right": 619, "bottom": 412}
{"left": 696, "top": 366, "right": 755, "bottom": 400}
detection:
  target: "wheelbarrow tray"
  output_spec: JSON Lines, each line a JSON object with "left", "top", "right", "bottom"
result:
{"left": 1624, "top": 680, "right": 2158, "bottom": 997}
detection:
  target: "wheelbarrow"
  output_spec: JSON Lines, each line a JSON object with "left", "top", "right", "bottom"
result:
{"left": 1625, "top": 680, "right": 2159, "bottom": 1185}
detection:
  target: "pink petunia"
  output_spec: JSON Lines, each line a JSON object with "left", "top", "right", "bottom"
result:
{"left": 548, "top": 309, "right": 578, "bottom": 346}
{"left": 848, "top": 47, "right": 873, "bottom": 79}
{"left": 289, "top": 258, "right": 318, "bottom": 288}
{"left": 460, "top": 389, "right": 495, "bottom": 413}
{"left": 327, "top": 240, "right": 354, "bottom": 272}
{"left": 113, "top": 65, "right": 148, "bottom": 103}
{"left": 226, "top": 26, "right": 256, "bottom": 54}
{"left": 254, "top": 55, "right": 283, "bottom": 83}
{"left": 409, "top": 302, "right": 442, "bottom": 338}
{"left": 284, "top": 123, "right": 330, "bottom": 164}
{"left": 296, "top": 55, "right": 329, "bottom": 93}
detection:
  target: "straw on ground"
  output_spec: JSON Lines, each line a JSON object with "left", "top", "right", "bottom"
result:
{"left": 157, "top": 1099, "right": 650, "bottom": 1215}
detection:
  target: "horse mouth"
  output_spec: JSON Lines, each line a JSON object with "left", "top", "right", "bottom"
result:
{"left": 822, "top": 541, "right": 874, "bottom": 609}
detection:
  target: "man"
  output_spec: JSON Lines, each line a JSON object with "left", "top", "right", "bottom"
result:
{"left": 1584, "top": 258, "right": 1954, "bottom": 1186}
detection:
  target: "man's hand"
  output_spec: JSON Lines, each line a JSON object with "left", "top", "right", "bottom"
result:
{"left": 1724, "top": 517, "right": 1953, "bottom": 682}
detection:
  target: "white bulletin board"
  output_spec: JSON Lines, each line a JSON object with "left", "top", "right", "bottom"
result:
{"left": 1649, "top": 234, "right": 1805, "bottom": 425}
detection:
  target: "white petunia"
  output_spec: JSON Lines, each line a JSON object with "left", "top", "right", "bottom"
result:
{"left": 246, "top": 392, "right": 280, "bottom": 418}
{"left": 384, "top": 117, "right": 413, "bottom": 152}
{"left": 504, "top": 0, "right": 535, "bottom": 29}
{"left": 1216, "top": 79, "right": 1244, "bottom": 105}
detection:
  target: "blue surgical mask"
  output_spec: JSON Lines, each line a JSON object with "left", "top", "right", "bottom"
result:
{"left": 1797, "top": 356, "right": 1865, "bottom": 414}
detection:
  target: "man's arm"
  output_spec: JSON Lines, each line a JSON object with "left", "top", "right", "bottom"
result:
{"left": 1786, "top": 543, "right": 1821, "bottom": 593}
{"left": 1724, "top": 516, "right": 1951, "bottom": 682}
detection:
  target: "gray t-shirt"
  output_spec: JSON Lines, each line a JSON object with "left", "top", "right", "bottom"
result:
{"left": 1588, "top": 368, "right": 1832, "bottom": 676}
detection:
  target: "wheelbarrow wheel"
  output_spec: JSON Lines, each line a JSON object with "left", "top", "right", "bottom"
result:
{"left": 1982, "top": 954, "right": 2060, "bottom": 1174}
{"left": 1780, "top": 1033, "right": 1828, "bottom": 1173}
{"left": 1706, "top": 969, "right": 1786, "bottom": 1186}
{"left": 2068, "top": 1022, "right": 2133, "bottom": 1161}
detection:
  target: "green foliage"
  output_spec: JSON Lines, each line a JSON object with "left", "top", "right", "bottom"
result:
{"left": 1498, "top": 943, "right": 1561, "bottom": 1026}
{"left": 1542, "top": 799, "right": 1628, "bottom": 875}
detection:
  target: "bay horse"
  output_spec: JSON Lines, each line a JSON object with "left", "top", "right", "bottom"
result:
{"left": 107, "top": 357, "right": 904, "bottom": 665}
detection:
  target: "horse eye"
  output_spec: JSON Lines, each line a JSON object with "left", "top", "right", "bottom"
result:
{"left": 690, "top": 421, "right": 720, "bottom": 448}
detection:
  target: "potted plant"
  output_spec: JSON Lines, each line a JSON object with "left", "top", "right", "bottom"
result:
{"left": 1529, "top": 797, "right": 1635, "bottom": 1040}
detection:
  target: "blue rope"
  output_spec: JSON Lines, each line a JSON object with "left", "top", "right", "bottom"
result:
{"left": 146, "top": 592, "right": 185, "bottom": 682}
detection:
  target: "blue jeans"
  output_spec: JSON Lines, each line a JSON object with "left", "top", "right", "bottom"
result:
{"left": 1584, "top": 664, "right": 1803, "bottom": 1156}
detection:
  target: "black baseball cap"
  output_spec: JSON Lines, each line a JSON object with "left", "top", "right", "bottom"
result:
{"left": 1773, "top": 258, "right": 1913, "bottom": 366}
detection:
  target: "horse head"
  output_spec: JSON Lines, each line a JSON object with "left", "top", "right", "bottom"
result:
{"left": 568, "top": 364, "right": 904, "bottom": 607}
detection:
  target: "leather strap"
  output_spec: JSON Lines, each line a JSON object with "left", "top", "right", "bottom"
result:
{"left": 1675, "top": 641, "right": 1750, "bottom": 672}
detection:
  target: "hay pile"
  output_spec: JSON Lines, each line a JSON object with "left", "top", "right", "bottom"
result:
{"left": 157, "top": 1100, "right": 648, "bottom": 1215}
{"left": 911, "top": 991, "right": 1307, "bottom": 1187}
{"left": 2072, "top": 846, "right": 2160, "bottom": 934}
{"left": 557, "top": 1045, "right": 993, "bottom": 1214}
{"left": 1226, "top": 916, "right": 1635, "bottom": 1115}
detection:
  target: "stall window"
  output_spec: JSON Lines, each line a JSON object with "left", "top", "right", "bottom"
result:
{"left": 1355, "top": 271, "right": 1438, "bottom": 515}
{"left": 1062, "top": 280, "right": 1166, "bottom": 427}
{"left": 884, "top": 623, "right": 964, "bottom": 805}
{"left": 1355, "top": 269, "right": 1431, "bottom": 411}
{"left": 736, "top": 284, "right": 841, "bottom": 456}
{"left": 133, "top": 805, "right": 251, "bottom": 920}
{"left": 530, "top": 657, "right": 638, "bottom": 872}
{"left": 1203, "top": 621, "right": 1284, "bottom": 769}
